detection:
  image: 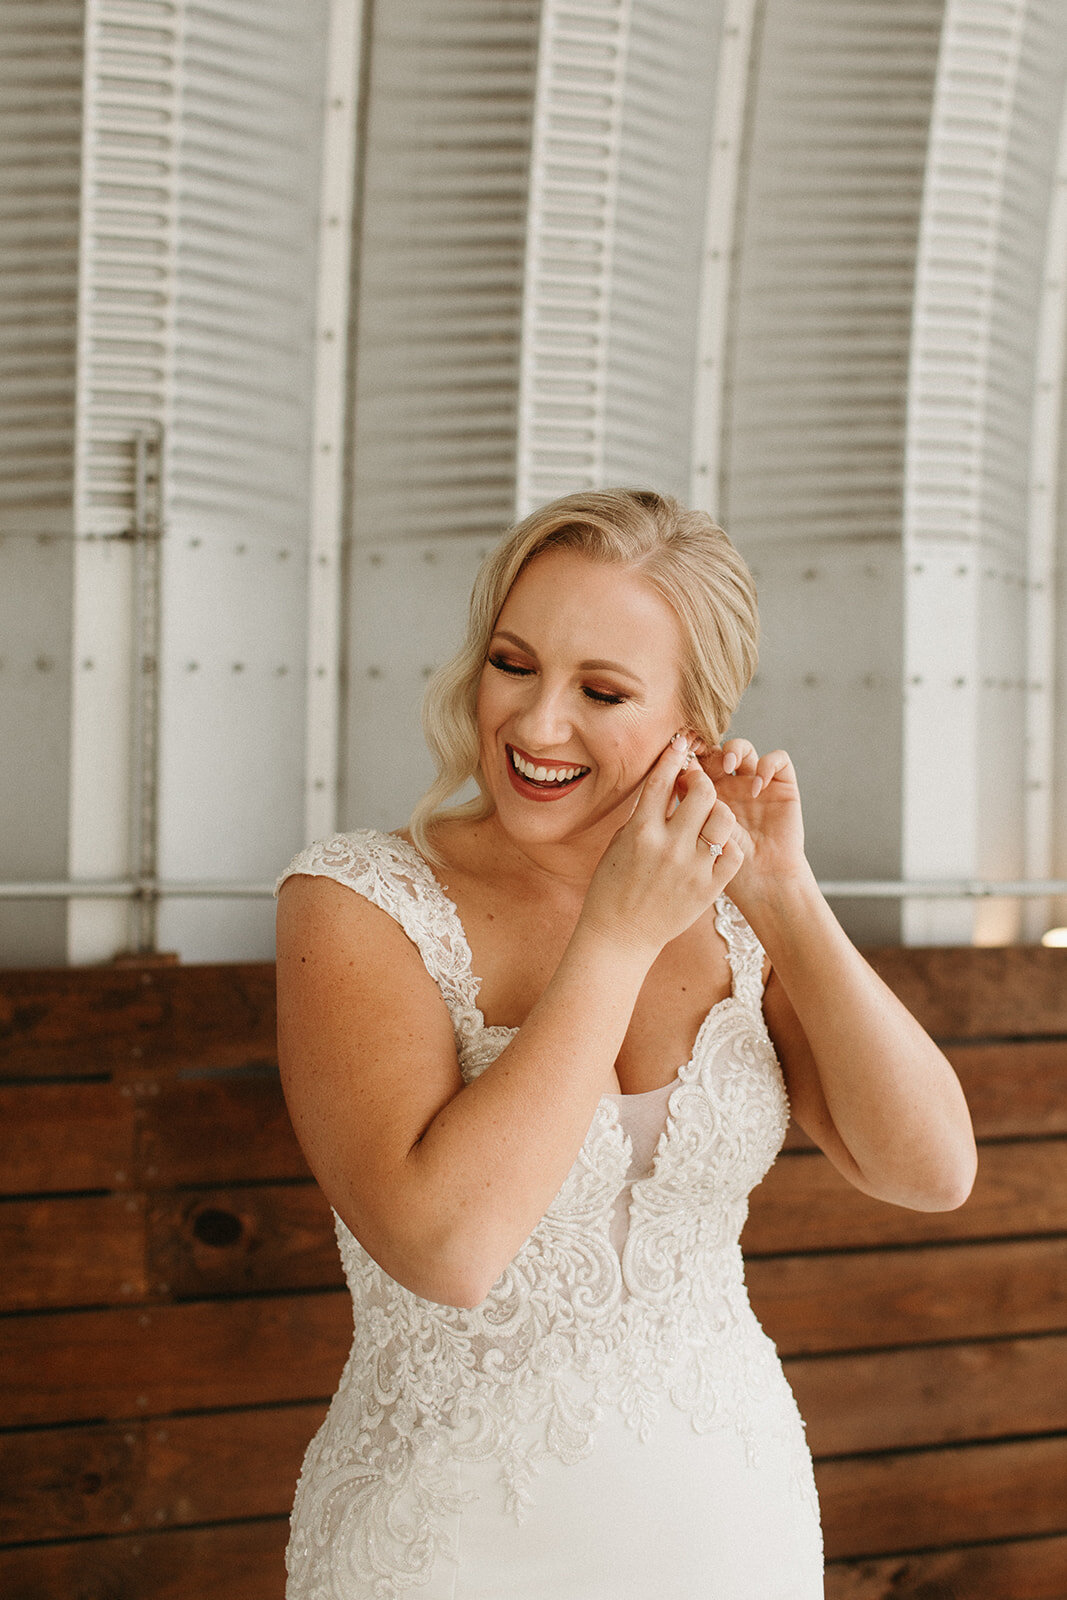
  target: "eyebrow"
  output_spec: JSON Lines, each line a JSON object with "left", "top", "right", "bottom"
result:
{"left": 490, "top": 630, "right": 644, "bottom": 684}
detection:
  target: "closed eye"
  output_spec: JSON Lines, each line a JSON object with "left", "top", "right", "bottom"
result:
{"left": 487, "top": 654, "right": 532, "bottom": 677}
{"left": 583, "top": 686, "right": 627, "bottom": 705}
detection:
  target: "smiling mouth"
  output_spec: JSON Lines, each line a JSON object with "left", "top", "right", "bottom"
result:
{"left": 507, "top": 745, "right": 590, "bottom": 790}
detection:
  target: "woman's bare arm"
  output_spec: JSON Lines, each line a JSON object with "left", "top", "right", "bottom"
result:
{"left": 706, "top": 738, "right": 977, "bottom": 1211}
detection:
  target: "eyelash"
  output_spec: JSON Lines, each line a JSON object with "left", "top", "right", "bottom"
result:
{"left": 487, "top": 655, "right": 627, "bottom": 707}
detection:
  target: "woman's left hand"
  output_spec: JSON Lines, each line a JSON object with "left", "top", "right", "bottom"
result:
{"left": 694, "top": 738, "right": 808, "bottom": 898}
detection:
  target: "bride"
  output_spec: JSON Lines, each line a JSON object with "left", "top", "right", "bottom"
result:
{"left": 275, "top": 487, "right": 976, "bottom": 1599}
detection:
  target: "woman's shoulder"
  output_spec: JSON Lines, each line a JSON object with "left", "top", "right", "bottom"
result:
{"left": 275, "top": 826, "right": 421, "bottom": 899}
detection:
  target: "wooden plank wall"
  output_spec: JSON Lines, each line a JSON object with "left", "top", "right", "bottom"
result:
{"left": 0, "top": 949, "right": 1064, "bottom": 1598}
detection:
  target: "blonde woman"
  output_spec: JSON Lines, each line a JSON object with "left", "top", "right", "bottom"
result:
{"left": 275, "top": 489, "right": 976, "bottom": 1600}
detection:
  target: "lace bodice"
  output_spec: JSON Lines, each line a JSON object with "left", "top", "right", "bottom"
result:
{"left": 277, "top": 829, "right": 793, "bottom": 1600}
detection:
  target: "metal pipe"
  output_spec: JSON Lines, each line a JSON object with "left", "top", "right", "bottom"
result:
{"left": 1, "top": 878, "right": 1066, "bottom": 902}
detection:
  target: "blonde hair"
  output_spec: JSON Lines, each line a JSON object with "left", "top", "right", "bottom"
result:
{"left": 410, "top": 488, "right": 759, "bottom": 859}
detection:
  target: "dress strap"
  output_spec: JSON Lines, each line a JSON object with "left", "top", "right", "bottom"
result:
{"left": 275, "top": 830, "right": 483, "bottom": 1036}
{"left": 712, "top": 896, "right": 767, "bottom": 1012}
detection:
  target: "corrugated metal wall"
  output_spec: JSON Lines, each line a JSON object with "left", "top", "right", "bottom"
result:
{"left": 0, "top": 0, "right": 83, "bottom": 964}
{"left": 1, "top": 0, "right": 1067, "bottom": 962}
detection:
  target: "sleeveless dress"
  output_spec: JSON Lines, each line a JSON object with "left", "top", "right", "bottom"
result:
{"left": 276, "top": 829, "right": 824, "bottom": 1600}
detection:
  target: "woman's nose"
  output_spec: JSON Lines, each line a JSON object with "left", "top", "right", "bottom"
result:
{"left": 513, "top": 684, "right": 572, "bottom": 749}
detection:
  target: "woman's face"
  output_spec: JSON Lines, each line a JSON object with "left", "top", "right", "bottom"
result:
{"left": 476, "top": 548, "right": 687, "bottom": 856}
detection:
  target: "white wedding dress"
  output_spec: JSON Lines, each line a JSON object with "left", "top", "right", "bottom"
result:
{"left": 276, "top": 830, "right": 824, "bottom": 1600}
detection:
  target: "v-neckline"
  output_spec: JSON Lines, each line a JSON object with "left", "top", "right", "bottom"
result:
{"left": 391, "top": 831, "right": 746, "bottom": 1101}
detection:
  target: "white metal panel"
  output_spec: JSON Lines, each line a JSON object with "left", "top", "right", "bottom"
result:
{"left": 345, "top": 537, "right": 492, "bottom": 832}
{"left": 723, "top": 0, "right": 943, "bottom": 943}
{"left": 67, "top": 0, "right": 331, "bottom": 962}
{"left": 1026, "top": 73, "right": 1067, "bottom": 939}
{"left": 304, "top": 0, "right": 364, "bottom": 845}
{"left": 737, "top": 538, "right": 906, "bottom": 947}
{"left": 348, "top": 0, "right": 541, "bottom": 546}
{"left": 691, "top": 0, "right": 758, "bottom": 513}
{"left": 902, "top": 0, "right": 1067, "bottom": 943}
{"left": 725, "top": 0, "right": 944, "bottom": 547}
{"left": 0, "top": 0, "right": 84, "bottom": 963}
{"left": 516, "top": 0, "right": 724, "bottom": 514}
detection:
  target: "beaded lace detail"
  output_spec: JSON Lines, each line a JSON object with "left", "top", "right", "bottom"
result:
{"left": 277, "top": 830, "right": 799, "bottom": 1600}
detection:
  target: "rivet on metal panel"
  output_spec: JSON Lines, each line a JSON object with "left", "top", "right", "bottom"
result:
{"left": 275, "top": 665, "right": 289, "bottom": 677}
{"left": 912, "top": 564, "right": 924, "bottom": 574}
{"left": 120, "top": 1282, "right": 134, "bottom": 1296}
{"left": 864, "top": 565, "right": 879, "bottom": 579}
{"left": 155, "top": 1429, "right": 168, "bottom": 1444}
{"left": 35, "top": 656, "right": 54, "bottom": 672}
{"left": 322, "top": 328, "right": 336, "bottom": 342}
{"left": 328, "top": 215, "right": 340, "bottom": 228}
{"left": 232, "top": 662, "right": 245, "bottom": 673}
{"left": 331, "top": 97, "right": 345, "bottom": 110}
{"left": 318, "top": 554, "right": 329, "bottom": 566}
{"left": 803, "top": 674, "right": 817, "bottom": 688}
{"left": 154, "top": 1509, "right": 167, "bottom": 1524}
{"left": 320, "top": 441, "right": 332, "bottom": 453}
{"left": 279, "top": 548, "right": 291, "bottom": 560}
{"left": 953, "top": 677, "right": 966, "bottom": 688}
{"left": 422, "top": 665, "right": 434, "bottom": 679}
{"left": 801, "top": 569, "right": 817, "bottom": 581}
{"left": 910, "top": 675, "right": 924, "bottom": 686}
{"left": 189, "top": 538, "right": 201, "bottom": 548}
{"left": 862, "top": 674, "right": 876, "bottom": 689}
{"left": 316, "top": 666, "right": 327, "bottom": 678}
{"left": 370, "top": 552, "right": 383, "bottom": 566}
{"left": 114, "top": 1170, "right": 127, "bottom": 1184}
{"left": 955, "top": 566, "right": 968, "bottom": 577}
{"left": 185, "top": 662, "right": 199, "bottom": 672}
{"left": 368, "top": 666, "right": 382, "bottom": 679}
{"left": 83, "top": 658, "right": 95, "bottom": 670}
{"left": 314, "top": 779, "right": 326, "bottom": 791}
{"left": 423, "top": 550, "right": 437, "bottom": 563}
{"left": 236, "top": 543, "right": 247, "bottom": 555}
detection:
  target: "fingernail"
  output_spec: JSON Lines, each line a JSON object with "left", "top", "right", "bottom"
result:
{"left": 724, "top": 752, "right": 738, "bottom": 773}
{"left": 751, "top": 776, "right": 763, "bottom": 797}
{"left": 670, "top": 732, "right": 689, "bottom": 754}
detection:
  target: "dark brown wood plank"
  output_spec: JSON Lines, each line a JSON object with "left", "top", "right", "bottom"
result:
{"left": 744, "top": 1140, "right": 1067, "bottom": 1255}
{"left": 864, "top": 946, "right": 1067, "bottom": 1039}
{"left": 0, "top": 1421, "right": 143, "bottom": 1543}
{"left": 825, "top": 1534, "right": 1067, "bottom": 1600}
{"left": 146, "top": 1185, "right": 340, "bottom": 1297}
{"left": 748, "top": 1237, "right": 1067, "bottom": 1356}
{"left": 0, "top": 962, "right": 277, "bottom": 1078}
{"left": 0, "top": 1293, "right": 351, "bottom": 1426}
{"left": 0, "top": 1193, "right": 147, "bottom": 1311}
{"left": 0, "top": 1518, "right": 289, "bottom": 1600}
{"left": 137, "top": 1075, "right": 306, "bottom": 1185}
{"left": 0, "top": 1081, "right": 137, "bottom": 1194}
{"left": 944, "top": 1040, "right": 1067, "bottom": 1138}
{"left": 787, "top": 1334, "right": 1067, "bottom": 1456}
{"left": 141, "top": 1404, "right": 321, "bottom": 1530}
{"left": 0, "top": 1405, "right": 324, "bottom": 1543}
{"left": 817, "top": 1435, "right": 1067, "bottom": 1560}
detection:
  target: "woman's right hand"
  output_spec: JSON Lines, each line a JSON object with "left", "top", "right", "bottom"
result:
{"left": 580, "top": 735, "right": 744, "bottom": 959}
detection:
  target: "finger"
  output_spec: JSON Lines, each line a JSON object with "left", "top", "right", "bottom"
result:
{"left": 751, "top": 748, "right": 793, "bottom": 797}
{"left": 715, "top": 738, "right": 758, "bottom": 778}
{"left": 633, "top": 732, "right": 700, "bottom": 817}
